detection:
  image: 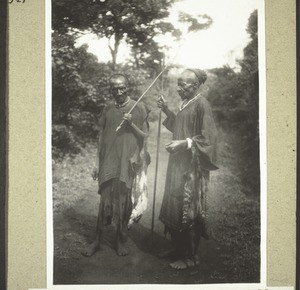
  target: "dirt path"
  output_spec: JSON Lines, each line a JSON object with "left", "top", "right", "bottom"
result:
{"left": 53, "top": 125, "right": 260, "bottom": 284}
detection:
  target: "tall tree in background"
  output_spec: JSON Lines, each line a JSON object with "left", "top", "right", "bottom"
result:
{"left": 52, "top": 0, "right": 213, "bottom": 71}
{"left": 239, "top": 10, "right": 258, "bottom": 141}
{"left": 239, "top": 10, "right": 259, "bottom": 193}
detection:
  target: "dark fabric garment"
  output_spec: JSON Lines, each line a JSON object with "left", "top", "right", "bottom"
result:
{"left": 159, "top": 96, "right": 217, "bottom": 232}
{"left": 97, "top": 99, "right": 148, "bottom": 190}
{"left": 97, "top": 179, "right": 132, "bottom": 231}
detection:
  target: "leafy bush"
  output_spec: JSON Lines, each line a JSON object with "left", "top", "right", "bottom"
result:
{"left": 52, "top": 125, "right": 81, "bottom": 159}
{"left": 206, "top": 10, "right": 259, "bottom": 195}
{"left": 52, "top": 32, "right": 108, "bottom": 157}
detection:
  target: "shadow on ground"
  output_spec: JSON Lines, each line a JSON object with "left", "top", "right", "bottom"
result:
{"left": 54, "top": 203, "right": 227, "bottom": 285}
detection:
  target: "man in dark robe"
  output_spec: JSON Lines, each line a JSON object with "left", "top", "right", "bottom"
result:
{"left": 157, "top": 68, "right": 218, "bottom": 269}
{"left": 81, "top": 74, "right": 149, "bottom": 257}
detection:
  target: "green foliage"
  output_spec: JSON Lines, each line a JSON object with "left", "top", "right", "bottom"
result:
{"left": 239, "top": 10, "right": 259, "bottom": 141}
{"left": 52, "top": 32, "right": 108, "bottom": 157}
{"left": 178, "top": 12, "right": 213, "bottom": 32}
{"left": 52, "top": 125, "right": 81, "bottom": 159}
{"left": 207, "top": 10, "right": 259, "bottom": 195}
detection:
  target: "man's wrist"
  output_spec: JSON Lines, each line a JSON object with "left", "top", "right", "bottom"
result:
{"left": 186, "top": 138, "right": 193, "bottom": 149}
{"left": 128, "top": 120, "right": 134, "bottom": 127}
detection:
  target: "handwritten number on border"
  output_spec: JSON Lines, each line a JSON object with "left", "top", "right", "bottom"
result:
{"left": 9, "top": 0, "right": 26, "bottom": 3}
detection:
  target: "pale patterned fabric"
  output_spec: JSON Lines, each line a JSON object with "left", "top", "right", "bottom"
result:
{"left": 181, "top": 151, "right": 210, "bottom": 239}
{"left": 128, "top": 147, "right": 149, "bottom": 228}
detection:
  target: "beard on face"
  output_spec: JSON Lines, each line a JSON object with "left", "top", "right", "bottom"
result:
{"left": 114, "top": 94, "right": 127, "bottom": 104}
{"left": 112, "top": 88, "right": 128, "bottom": 104}
{"left": 178, "top": 91, "right": 187, "bottom": 100}
{"left": 178, "top": 83, "right": 199, "bottom": 100}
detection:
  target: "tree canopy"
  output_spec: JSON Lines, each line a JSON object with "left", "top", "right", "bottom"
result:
{"left": 52, "top": 0, "right": 213, "bottom": 71}
{"left": 52, "top": 0, "right": 182, "bottom": 70}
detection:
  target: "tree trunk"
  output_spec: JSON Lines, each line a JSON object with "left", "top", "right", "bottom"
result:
{"left": 134, "top": 51, "right": 140, "bottom": 69}
{"left": 108, "top": 33, "right": 120, "bottom": 71}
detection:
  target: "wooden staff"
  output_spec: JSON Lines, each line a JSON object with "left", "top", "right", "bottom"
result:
{"left": 151, "top": 110, "right": 161, "bottom": 244}
{"left": 151, "top": 57, "right": 165, "bottom": 245}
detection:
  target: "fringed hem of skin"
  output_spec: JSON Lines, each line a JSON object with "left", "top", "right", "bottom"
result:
{"left": 97, "top": 179, "right": 132, "bottom": 230}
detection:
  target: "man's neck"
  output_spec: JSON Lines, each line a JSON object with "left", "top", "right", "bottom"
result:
{"left": 180, "top": 92, "right": 200, "bottom": 110}
{"left": 183, "top": 92, "right": 199, "bottom": 102}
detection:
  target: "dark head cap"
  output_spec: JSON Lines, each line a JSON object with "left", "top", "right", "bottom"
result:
{"left": 185, "top": 69, "right": 207, "bottom": 85}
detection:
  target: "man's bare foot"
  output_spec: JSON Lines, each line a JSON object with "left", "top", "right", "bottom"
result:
{"left": 158, "top": 248, "right": 179, "bottom": 259}
{"left": 81, "top": 241, "right": 100, "bottom": 257}
{"left": 116, "top": 241, "right": 129, "bottom": 256}
{"left": 169, "top": 256, "right": 199, "bottom": 270}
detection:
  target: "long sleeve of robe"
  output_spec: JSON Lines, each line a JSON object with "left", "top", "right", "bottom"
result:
{"left": 159, "top": 96, "right": 218, "bottom": 231}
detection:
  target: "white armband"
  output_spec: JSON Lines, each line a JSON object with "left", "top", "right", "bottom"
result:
{"left": 186, "top": 138, "right": 193, "bottom": 149}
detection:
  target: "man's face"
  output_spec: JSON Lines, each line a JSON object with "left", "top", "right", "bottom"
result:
{"left": 177, "top": 71, "right": 199, "bottom": 100}
{"left": 110, "top": 77, "right": 128, "bottom": 104}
